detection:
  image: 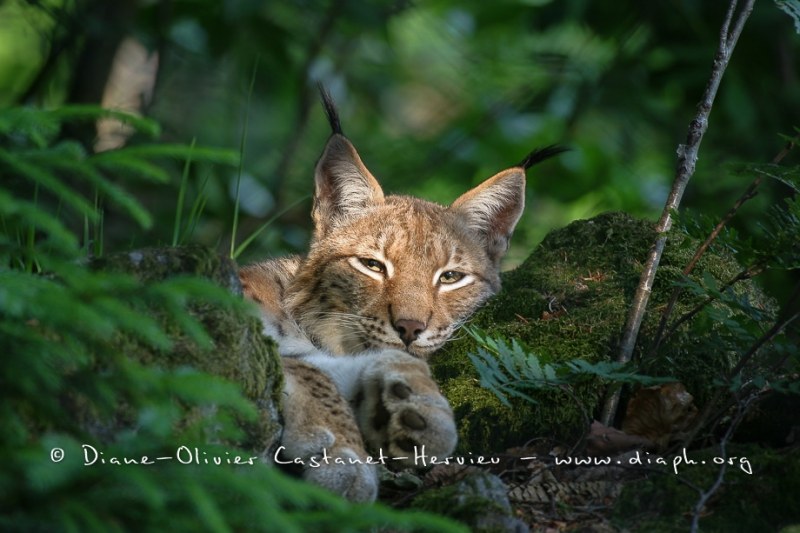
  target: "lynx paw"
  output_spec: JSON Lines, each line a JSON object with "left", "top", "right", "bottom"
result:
{"left": 356, "top": 350, "right": 457, "bottom": 467}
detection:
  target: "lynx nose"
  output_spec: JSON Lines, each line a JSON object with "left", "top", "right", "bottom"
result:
{"left": 394, "top": 319, "right": 426, "bottom": 346}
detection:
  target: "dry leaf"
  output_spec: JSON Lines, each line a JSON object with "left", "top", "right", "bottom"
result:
{"left": 622, "top": 382, "right": 698, "bottom": 449}
{"left": 585, "top": 420, "right": 655, "bottom": 456}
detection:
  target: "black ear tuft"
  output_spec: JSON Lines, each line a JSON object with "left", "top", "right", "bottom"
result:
{"left": 518, "top": 144, "right": 570, "bottom": 170}
{"left": 317, "top": 83, "right": 343, "bottom": 135}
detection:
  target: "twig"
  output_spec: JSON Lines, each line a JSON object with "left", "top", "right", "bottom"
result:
{"left": 697, "top": 384, "right": 772, "bottom": 450}
{"left": 658, "top": 261, "right": 765, "bottom": 345}
{"left": 729, "top": 288, "right": 800, "bottom": 379}
{"left": 599, "top": 0, "right": 757, "bottom": 425}
{"left": 681, "top": 282, "right": 800, "bottom": 447}
{"left": 649, "top": 136, "right": 798, "bottom": 357}
{"left": 689, "top": 392, "right": 758, "bottom": 533}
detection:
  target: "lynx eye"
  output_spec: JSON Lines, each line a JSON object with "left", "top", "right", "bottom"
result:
{"left": 439, "top": 271, "right": 465, "bottom": 284}
{"left": 359, "top": 258, "right": 386, "bottom": 273}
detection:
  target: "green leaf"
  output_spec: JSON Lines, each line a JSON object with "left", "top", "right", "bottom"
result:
{"left": 727, "top": 161, "right": 800, "bottom": 192}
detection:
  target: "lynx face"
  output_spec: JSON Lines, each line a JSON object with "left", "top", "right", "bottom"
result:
{"left": 281, "top": 101, "right": 565, "bottom": 358}
{"left": 287, "top": 194, "right": 508, "bottom": 357}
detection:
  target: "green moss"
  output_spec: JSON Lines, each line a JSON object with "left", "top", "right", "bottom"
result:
{"left": 91, "top": 245, "right": 283, "bottom": 451}
{"left": 93, "top": 244, "right": 244, "bottom": 296}
{"left": 432, "top": 212, "right": 774, "bottom": 453}
{"left": 612, "top": 444, "right": 800, "bottom": 531}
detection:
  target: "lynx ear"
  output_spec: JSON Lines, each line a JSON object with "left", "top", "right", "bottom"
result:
{"left": 451, "top": 145, "right": 568, "bottom": 263}
{"left": 312, "top": 135, "right": 384, "bottom": 239}
{"left": 450, "top": 168, "right": 526, "bottom": 264}
{"left": 312, "top": 86, "right": 384, "bottom": 239}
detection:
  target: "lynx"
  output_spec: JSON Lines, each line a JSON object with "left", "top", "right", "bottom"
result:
{"left": 239, "top": 88, "right": 564, "bottom": 502}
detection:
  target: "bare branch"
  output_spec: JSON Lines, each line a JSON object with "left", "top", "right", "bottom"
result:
{"left": 649, "top": 136, "right": 797, "bottom": 357}
{"left": 600, "top": 0, "right": 757, "bottom": 425}
{"left": 681, "top": 283, "right": 800, "bottom": 447}
{"left": 659, "top": 262, "right": 766, "bottom": 345}
{"left": 689, "top": 392, "right": 758, "bottom": 533}
{"left": 720, "top": 0, "right": 738, "bottom": 49}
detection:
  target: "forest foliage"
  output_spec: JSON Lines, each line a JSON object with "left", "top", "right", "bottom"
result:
{"left": 1, "top": 0, "right": 799, "bottom": 531}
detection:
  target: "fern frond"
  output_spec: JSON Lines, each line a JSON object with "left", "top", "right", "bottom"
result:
{"left": 0, "top": 148, "right": 97, "bottom": 220}
{"left": 467, "top": 330, "right": 673, "bottom": 407}
{"left": 47, "top": 158, "right": 153, "bottom": 229}
{"left": 92, "top": 153, "right": 171, "bottom": 183}
{"left": 0, "top": 187, "right": 78, "bottom": 253}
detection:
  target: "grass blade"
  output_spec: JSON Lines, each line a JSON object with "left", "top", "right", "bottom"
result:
{"left": 173, "top": 138, "right": 196, "bottom": 246}
{"left": 230, "top": 56, "right": 259, "bottom": 259}
{"left": 232, "top": 194, "right": 309, "bottom": 260}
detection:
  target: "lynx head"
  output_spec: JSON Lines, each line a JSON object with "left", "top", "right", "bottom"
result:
{"left": 286, "top": 87, "right": 565, "bottom": 358}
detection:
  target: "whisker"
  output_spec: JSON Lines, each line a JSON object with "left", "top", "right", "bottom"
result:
{"left": 444, "top": 332, "right": 466, "bottom": 343}
{"left": 301, "top": 310, "right": 366, "bottom": 320}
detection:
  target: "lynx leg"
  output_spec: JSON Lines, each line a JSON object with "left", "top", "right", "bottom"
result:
{"left": 279, "top": 358, "right": 378, "bottom": 502}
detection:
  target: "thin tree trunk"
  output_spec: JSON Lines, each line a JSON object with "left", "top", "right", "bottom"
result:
{"left": 648, "top": 137, "right": 797, "bottom": 357}
{"left": 600, "top": 0, "right": 757, "bottom": 425}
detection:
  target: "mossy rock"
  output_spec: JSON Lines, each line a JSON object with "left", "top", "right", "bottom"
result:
{"left": 411, "top": 471, "right": 527, "bottom": 533}
{"left": 89, "top": 244, "right": 283, "bottom": 454}
{"left": 431, "top": 212, "right": 774, "bottom": 453}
